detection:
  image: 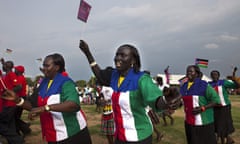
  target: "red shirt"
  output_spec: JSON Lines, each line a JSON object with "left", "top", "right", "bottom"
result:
{"left": 2, "top": 71, "right": 20, "bottom": 107}
{"left": 0, "top": 77, "right": 4, "bottom": 112}
{"left": 16, "top": 75, "right": 27, "bottom": 97}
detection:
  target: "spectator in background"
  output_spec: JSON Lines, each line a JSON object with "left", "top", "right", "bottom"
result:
{"left": 95, "top": 83, "right": 103, "bottom": 113}
{"left": 227, "top": 67, "right": 240, "bottom": 95}
{"left": 209, "top": 70, "right": 237, "bottom": 144}
{"left": 0, "top": 58, "right": 24, "bottom": 144}
{"left": 14, "top": 65, "right": 32, "bottom": 137}
{"left": 0, "top": 69, "right": 3, "bottom": 113}
{"left": 100, "top": 86, "right": 114, "bottom": 144}
{"left": 156, "top": 76, "right": 169, "bottom": 91}
{"left": 156, "top": 76, "right": 175, "bottom": 126}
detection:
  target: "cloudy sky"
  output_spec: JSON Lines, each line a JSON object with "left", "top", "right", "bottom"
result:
{"left": 0, "top": 0, "right": 240, "bottom": 81}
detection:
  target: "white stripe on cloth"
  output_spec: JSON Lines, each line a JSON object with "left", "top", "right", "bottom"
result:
{"left": 218, "top": 86, "right": 226, "bottom": 106}
{"left": 192, "top": 95, "right": 203, "bottom": 125}
{"left": 120, "top": 91, "right": 138, "bottom": 141}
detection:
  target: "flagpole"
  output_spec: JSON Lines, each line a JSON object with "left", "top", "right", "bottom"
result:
{"left": 80, "top": 23, "right": 87, "bottom": 39}
{"left": 0, "top": 77, "right": 7, "bottom": 90}
{"left": 77, "top": 0, "right": 91, "bottom": 38}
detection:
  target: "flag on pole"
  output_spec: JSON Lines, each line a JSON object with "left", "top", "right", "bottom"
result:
{"left": 77, "top": 0, "right": 91, "bottom": 23}
{"left": 164, "top": 66, "right": 170, "bottom": 84}
{"left": 6, "top": 48, "right": 13, "bottom": 53}
{"left": 178, "top": 76, "right": 188, "bottom": 86}
{"left": 195, "top": 58, "right": 209, "bottom": 68}
{"left": 36, "top": 58, "right": 42, "bottom": 62}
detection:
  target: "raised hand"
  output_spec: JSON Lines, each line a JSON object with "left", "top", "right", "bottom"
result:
{"left": 0, "top": 58, "right": 4, "bottom": 64}
{"left": 79, "top": 40, "right": 90, "bottom": 54}
{"left": 233, "top": 66, "right": 237, "bottom": 73}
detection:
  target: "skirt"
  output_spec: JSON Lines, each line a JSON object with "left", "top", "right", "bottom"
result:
{"left": 48, "top": 127, "right": 92, "bottom": 144}
{"left": 101, "top": 114, "right": 115, "bottom": 135}
{"left": 214, "top": 104, "right": 235, "bottom": 137}
{"left": 114, "top": 135, "right": 152, "bottom": 144}
{"left": 185, "top": 121, "right": 217, "bottom": 144}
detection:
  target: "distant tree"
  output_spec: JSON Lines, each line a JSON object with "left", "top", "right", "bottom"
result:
{"left": 25, "top": 77, "right": 34, "bottom": 86}
{"left": 33, "top": 75, "right": 44, "bottom": 85}
{"left": 76, "top": 80, "right": 87, "bottom": 88}
{"left": 88, "top": 76, "right": 96, "bottom": 87}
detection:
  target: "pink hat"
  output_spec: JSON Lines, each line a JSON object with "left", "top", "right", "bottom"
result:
{"left": 15, "top": 65, "right": 25, "bottom": 73}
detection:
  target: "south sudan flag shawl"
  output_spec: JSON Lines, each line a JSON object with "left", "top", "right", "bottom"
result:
{"left": 38, "top": 73, "right": 87, "bottom": 142}
{"left": 180, "top": 78, "right": 220, "bottom": 126}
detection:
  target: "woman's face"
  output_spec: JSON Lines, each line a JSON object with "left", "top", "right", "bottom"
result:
{"left": 42, "top": 57, "right": 59, "bottom": 79}
{"left": 114, "top": 46, "right": 134, "bottom": 76}
{"left": 186, "top": 66, "right": 198, "bottom": 82}
{"left": 211, "top": 71, "right": 219, "bottom": 82}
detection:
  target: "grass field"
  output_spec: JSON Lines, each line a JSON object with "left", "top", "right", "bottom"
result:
{"left": 1, "top": 95, "right": 239, "bottom": 144}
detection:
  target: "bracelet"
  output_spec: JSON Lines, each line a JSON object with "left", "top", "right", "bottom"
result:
{"left": 90, "top": 61, "right": 97, "bottom": 67}
{"left": 162, "top": 96, "right": 167, "bottom": 104}
{"left": 16, "top": 98, "right": 24, "bottom": 106}
{"left": 201, "top": 106, "right": 206, "bottom": 112}
{"left": 44, "top": 105, "right": 51, "bottom": 112}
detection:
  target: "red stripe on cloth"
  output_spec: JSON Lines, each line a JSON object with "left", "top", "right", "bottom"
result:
{"left": 38, "top": 96, "right": 57, "bottom": 142}
{"left": 112, "top": 91, "right": 126, "bottom": 141}
{"left": 182, "top": 96, "right": 195, "bottom": 125}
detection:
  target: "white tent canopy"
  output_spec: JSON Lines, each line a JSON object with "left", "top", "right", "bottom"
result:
{"left": 156, "top": 74, "right": 211, "bottom": 85}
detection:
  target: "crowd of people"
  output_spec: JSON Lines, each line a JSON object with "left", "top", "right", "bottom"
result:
{"left": 0, "top": 39, "right": 239, "bottom": 144}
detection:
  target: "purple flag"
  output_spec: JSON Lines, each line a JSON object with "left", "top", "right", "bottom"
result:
{"left": 77, "top": 0, "right": 91, "bottom": 23}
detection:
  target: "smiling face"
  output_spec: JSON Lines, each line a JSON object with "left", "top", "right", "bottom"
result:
{"left": 114, "top": 46, "right": 135, "bottom": 76}
{"left": 42, "top": 57, "right": 59, "bottom": 79}
{"left": 210, "top": 71, "right": 220, "bottom": 82}
{"left": 186, "top": 65, "right": 199, "bottom": 82}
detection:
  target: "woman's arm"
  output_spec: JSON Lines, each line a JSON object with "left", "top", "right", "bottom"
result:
{"left": 1, "top": 89, "right": 32, "bottom": 111}
{"left": 79, "top": 40, "right": 103, "bottom": 82}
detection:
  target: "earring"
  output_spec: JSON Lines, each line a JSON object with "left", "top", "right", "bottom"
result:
{"left": 131, "top": 63, "right": 134, "bottom": 67}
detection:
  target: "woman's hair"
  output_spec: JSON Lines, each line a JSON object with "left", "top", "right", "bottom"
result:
{"left": 120, "top": 44, "right": 141, "bottom": 72}
{"left": 210, "top": 70, "right": 220, "bottom": 77}
{"left": 46, "top": 53, "right": 65, "bottom": 73}
{"left": 188, "top": 65, "right": 201, "bottom": 77}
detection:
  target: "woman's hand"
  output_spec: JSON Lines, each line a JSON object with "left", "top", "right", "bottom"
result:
{"left": 1, "top": 89, "right": 17, "bottom": 101}
{"left": 157, "top": 87, "right": 182, "bottom": 110}
{"left": 28, "top": 106, "right": 45, "bottom": 120}
{"left": 167, "top": 96, "right": 182, "bottom": 110}
{"left": 79, "top": 40, "right": 90, "bottom": 54}
{"left": 164, "top": 87, "right": 182, "bottom": 110}
{"left": 192, "top": 107, "right": 203, "bottom": 115}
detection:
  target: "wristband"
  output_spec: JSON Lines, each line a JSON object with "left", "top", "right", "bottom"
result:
{"left": 45, "top": 105, "right": 51, "bottom": 112}
{"left": 162, "top": 96, "right": 167, "bottom": 104}
{"left": 201, "top": 106, "right": 206, "bottom": 112}
{"left": 90, "top": 61, "right": 97, "bottom": 67}
{"left": 16, "top": 98, "right": 24, "bottom": 106}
